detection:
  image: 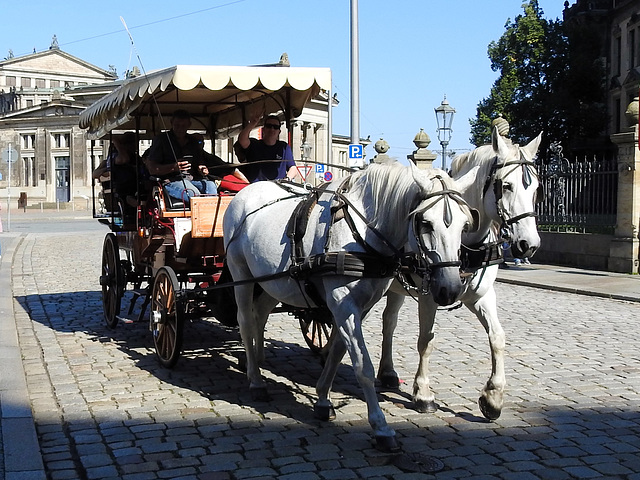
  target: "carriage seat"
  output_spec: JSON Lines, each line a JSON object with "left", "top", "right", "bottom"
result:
{"left": 163, "top": 186, "right": 188, "bottom": 210}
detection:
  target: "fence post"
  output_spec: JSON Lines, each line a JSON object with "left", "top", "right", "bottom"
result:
{"left": 609, "top": 99, "right": 639, "bottom": 273}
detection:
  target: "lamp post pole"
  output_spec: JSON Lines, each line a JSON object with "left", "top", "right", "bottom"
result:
{"left": 434, "top": 96, "right": 455, "bottom": 171}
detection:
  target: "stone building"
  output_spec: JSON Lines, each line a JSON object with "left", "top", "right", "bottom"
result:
{"left": 0, "top": 42, "right": 118, "bottom": 205}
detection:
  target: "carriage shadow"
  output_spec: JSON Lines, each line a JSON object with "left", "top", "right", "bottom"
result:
{"left": 15, "top": 290, "right": 372, "bottom": 425}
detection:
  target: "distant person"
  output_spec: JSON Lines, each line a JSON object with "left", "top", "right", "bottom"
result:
{"left": 145, "top": 110, "right": 217, "bottom": 202}
{"left": 234, "top": 112, "right": 297, "bottom": 182}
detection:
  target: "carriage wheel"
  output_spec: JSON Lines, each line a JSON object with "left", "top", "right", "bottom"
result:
{"left": 100, "top": 233, "right": 124, "bottom": 329}
{"left": 298, "top": 308, "right": 334, "bottom": 358}
{"left": 150, "top": 266, "right": 184, "bottom": 368}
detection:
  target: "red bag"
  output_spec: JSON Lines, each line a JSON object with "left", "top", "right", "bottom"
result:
{"left": 219, "top": 174, "right": 249, "bottom": 192}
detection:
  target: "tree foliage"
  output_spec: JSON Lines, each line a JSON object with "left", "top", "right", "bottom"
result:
{"left": 470, "top": 0, "right": 607, "bottom": 150}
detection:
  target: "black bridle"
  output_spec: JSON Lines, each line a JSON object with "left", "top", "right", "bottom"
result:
{"left": 482, "top": 151, "right": 542, "bottom": 240}
{"left": 411, "top": 175, "right": 474, "bottom": 271}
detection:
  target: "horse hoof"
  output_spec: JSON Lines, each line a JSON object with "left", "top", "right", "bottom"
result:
{"left": 414, "top": 399, "right": 439, "bottom": 413}
{"left": 378, "top": 373, "right": 400, "bottom": 389}
{"left": 313, "top": 403, "right": 336, "bottom": 421}
{"left": 250, "top": 387, "right": 271, "bottom": 402}
{"left": 375, "top": 435, "right": 400, "bottom": 453}
{"left": 478, "top": 396, "right": 501, "bottom": 421}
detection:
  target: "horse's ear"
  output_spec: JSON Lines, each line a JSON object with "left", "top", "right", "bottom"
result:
{"left": 522, "top": 131, "right": 543, "bottom": 160}
{"left": 492, "top": 127, "right": 510, "bottom": 158}
{"left": 468, "top": 208, "right": 481, "bottom": 233}
{"left": 408, "top": 160, "right": 431, "bottom": 193}
{"left": 454, "top": 165, "right": 480, "bottom": 193}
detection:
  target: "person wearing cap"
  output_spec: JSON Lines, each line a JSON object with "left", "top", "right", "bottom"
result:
{"left": 234, "top": 112, "right": 297, "bottom": 183}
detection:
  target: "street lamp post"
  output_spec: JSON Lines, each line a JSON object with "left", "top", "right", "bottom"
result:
{"left": 434, "top": 96, "right": 456, "bottom": 170}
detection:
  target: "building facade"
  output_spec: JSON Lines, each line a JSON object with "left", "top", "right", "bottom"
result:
{"left": 0, "top": 45, "right": 363, "bottom": 208}
{"left": 0, "top": 43, "right": 118, "bottom": 205}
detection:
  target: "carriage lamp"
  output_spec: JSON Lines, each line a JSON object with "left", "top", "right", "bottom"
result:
{"left": 434, "top": 96, "right": 456, "bottom": 170}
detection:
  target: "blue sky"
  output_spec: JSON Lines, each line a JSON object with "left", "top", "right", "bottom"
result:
{"left": 1, "top": 1, "right": 565, "bottom": 163}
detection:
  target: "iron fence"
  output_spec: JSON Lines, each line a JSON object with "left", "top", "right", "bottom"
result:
{"left": 536, "top": 143, "right": 618, "bottom": 234}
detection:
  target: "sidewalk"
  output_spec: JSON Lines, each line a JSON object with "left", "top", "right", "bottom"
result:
{"left": 0, "top": 233, "right": 46, "bottom": 480}
{"left": 496, "top": 261, "right": 640, "bottom": 303}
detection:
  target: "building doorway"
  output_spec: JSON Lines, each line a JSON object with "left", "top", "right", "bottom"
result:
{"left": 55, "top": 156, "right": 70, "bottom": 202}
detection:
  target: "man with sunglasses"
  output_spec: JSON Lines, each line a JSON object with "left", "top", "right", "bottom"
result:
{"left": 235, "top": 113, "right": 297, "bottom": 182}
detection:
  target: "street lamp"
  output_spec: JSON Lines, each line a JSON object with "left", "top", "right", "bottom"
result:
{"left": 434, "top": 96, "right": 456, "bottom": 170}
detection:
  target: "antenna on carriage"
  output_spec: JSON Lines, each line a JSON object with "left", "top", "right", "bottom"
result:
{"left": 120, "top": 17, "right": 189, "bottom": 191}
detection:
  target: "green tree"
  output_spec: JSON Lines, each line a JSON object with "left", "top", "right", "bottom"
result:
{"left": 470, "top": 0, "right": 606, "bottom": 149}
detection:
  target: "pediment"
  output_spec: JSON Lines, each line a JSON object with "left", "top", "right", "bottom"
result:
{"left": 0, "top": 49, "right": 115, "bottom": 80}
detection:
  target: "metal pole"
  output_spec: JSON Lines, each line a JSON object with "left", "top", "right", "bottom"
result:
{"left": 350, "top": 0, "right": 360, "bottom": 147}
{"left": 7, "top": 143, "right": 11, "bottom": 231}
{"left": 442, "top": 142, "right": 446, "bottom": 170}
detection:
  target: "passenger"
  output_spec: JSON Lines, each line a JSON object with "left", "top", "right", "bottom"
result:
{"left": 145, "top": 109, "right": 217, "bottom": 203}
{"left": 93, "top": 132, "right": 139, "bottom": 208}
{"left": 234, "top": 112, "right": 298, "bottom": 182}
{"left": 191, "top": 134, "right": 249, "bottom": 193}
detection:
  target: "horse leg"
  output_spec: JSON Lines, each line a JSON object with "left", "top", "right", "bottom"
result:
{"left": 234, "top": 283, "right": 270, "bottom": 401}
{"left": 464, "top": 285, "right": 505, "bottom": 420}
{"left": 253, "top": 292, "right": 279, "bottom": 366}
{"left": 335, "top": 308, "right": 398, "bottom": 452}
{"left": 412, "top": 295, "right": 440, "bottom": 413}
{"left": 377, "top": 291, "right": 404, "bottom": 389}
{"left": 314, "top": 333, "right": 347, "bottom": 421}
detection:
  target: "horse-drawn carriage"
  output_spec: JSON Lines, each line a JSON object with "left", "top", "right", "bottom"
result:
{"left": 80, "top": 64, "right": 333, "bottom": 367}
{"left": 81, "top": 63, "right": 543, "bottom": 451}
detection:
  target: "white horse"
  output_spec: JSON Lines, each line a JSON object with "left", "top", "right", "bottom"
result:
{"left": 377, "top": 128, "right": 542, "bottom": 420}
{"left": 223, "top": 162, "right": 479, "bottom": 451}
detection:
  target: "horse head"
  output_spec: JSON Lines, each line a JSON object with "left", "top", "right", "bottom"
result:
{"left": 409, "top": 164, "right": 480, "bottom": 305}
{"left": 490, "top": 129, "right": 543, "bottom": 258}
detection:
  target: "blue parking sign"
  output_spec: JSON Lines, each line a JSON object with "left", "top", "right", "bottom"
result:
{"left": 348, "top": 144, "right": 363, "bottom": 160}
{"left": 315, "top": 163, "right": 325, "bottom": 173}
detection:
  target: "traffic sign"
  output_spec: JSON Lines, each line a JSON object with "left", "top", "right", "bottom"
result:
{"left": 2, "top": 147, "right": 18, "bottom": 164}
{"left": 296, "top": 165, "right": 313, "bottom": 181}
{"left": 348, "top": 144, "right": 363, "bottom": 160}
{"left": 315, "top": 164, "right": 325, "bottom": 173}
{"left": 324, "top": 171, "right": 333, "bottom": 182}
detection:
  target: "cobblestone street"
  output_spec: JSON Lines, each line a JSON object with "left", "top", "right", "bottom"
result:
{"left": 5, "top": 229, "right": 640, "bottom": 479}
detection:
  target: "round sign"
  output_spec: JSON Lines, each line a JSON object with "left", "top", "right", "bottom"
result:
{"left": 1, "top": 147, "right": 18, "bottom": 164}
{"left": 324, "top": 171, "right": 333, "bottom": 182}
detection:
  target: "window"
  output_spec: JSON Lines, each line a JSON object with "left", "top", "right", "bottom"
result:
{"left": 6, "top": 76, "right": 16, "bottom": 86}
{"left": 53, "top": 133, "right": 70, "bottom": 148}
{"left": 629, "top": 29, "right": 636, "bottom": 69}
{"left": 21, "top": 134, "right": 35, "bottom": 149}
{"left": 614, "top": 35, "right": 622, "bottom": 76}
{"left": 22, "top": 156, "right": 36, "bottom": 186}
{"left": 21, "top": 77, "right": 31, "bottom": 88}
{"left": 55, "top": 156, "right": 70, "bottom": 169}
{"left": 50, "top": 79, "right": 60, "bottom": 88}
{"left": 36, "top": 78, "right": 46, "bottom": 88}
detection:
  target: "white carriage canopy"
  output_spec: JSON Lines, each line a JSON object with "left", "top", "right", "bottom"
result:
{"left": 79, "top": 64, "right": 332, "bottom": 140}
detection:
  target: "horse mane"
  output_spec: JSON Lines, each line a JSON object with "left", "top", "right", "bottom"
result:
{"left": 348, "top": 163, "right": 462, "bottom": 236}
{"left": 450, "top": 137, "right": 519, "bottom": 180}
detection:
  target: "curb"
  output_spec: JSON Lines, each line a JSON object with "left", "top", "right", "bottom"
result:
{"left": 0, "top": 234, "right": 46, "bottom": 480}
